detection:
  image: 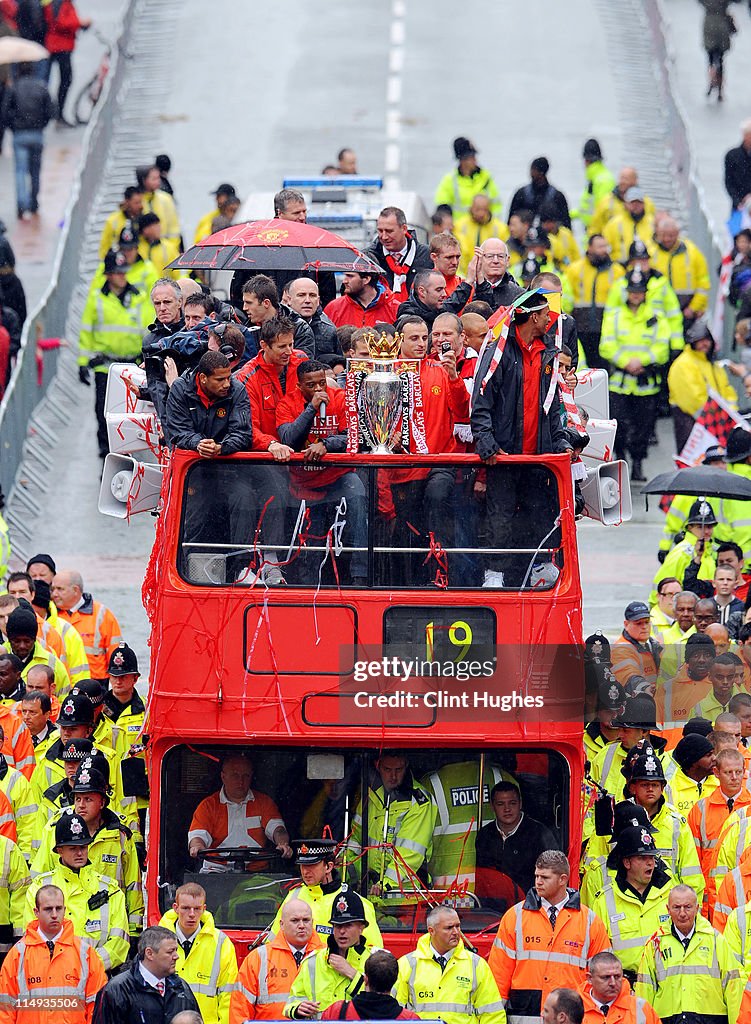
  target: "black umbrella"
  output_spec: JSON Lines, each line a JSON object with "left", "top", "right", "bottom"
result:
{"left": 641, "top": 466, "right": 751, "bottom": 500}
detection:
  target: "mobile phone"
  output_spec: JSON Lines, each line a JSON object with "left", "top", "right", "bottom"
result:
{"left": 441, "top": 342, "right": 451, "bottom": 355}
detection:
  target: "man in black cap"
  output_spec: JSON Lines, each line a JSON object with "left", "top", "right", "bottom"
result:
{"left": 572, "top": 138, "right": 615, "bottom": 230}
{"left": 32, "top": 763, "right": 143, "bottom": 938}
{"left": 104, "top": 643, "right": 148, "bottom": 834}
{"left": 471, "top": 290, "right": 573, "bottom": 589}
{"left": 714, "top": 426, "right": 751, "bottom": 569}
{"left": 665, "top": 733, "right": 717, "bottom": 816}
{"left": 599, "top": 268, "right": 671, "bottom": 481}
{"left": 654, "top": 498, "right": 718, "bottom": 602}
{"left": 508, "top": 157, "right": 571, "bottom": 228}
{"left": 26, "top": 553, "right": 56, "bottom": 586}
{"left": 270, "top": 839, "right": 381, "bottom": 946}
{"left": 2, "top": 604, "right": 69, "bottom": 698}
{"left": 78, "top": 248, "right": 153, "bottom": 457}
{"left": 588, "top": 825, "right": 672, "bottom": 981}
{"left": 284, "top": 886, "right": 379, "bottom": 1019}
{"left": 580, "top": 801, "right": 656, "bottom": 906}
{"left": 71, "top": 679, "right": 121, "bottom": 752}
{"left": 588, "top": 695, "right": 665, "bottom": 806}
{"left": 433, "top": 137, "right": 500, "bottom": 221}
{"left": 624, "top": 749, "right": 704, "bottom": 901}
{"left": 584, "top": 671, "right": 624, "bottom": 766}
{"left": 37, "top": 736, "right": 94, "bottom": 820}
{"left": 611, "top": 601, "right": 661, "bottom": 690}
{"left": 26, "top": 812, "right": 129, "bottom": 971}
{"left": 194, "top": 183, "right": 239, "bottom": 243}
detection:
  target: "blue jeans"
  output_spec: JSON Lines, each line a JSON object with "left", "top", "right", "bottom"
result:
{"left": 13, "top": 130, "right": 44, "bottom": 214}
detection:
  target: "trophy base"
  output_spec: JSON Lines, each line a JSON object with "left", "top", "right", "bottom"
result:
{"left": 370, "top": 444, "right": 394, "bottom": 455}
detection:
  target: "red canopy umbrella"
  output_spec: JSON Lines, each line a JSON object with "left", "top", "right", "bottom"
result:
{"left": 168, "top": 218, "right": 383, "bottom": 274}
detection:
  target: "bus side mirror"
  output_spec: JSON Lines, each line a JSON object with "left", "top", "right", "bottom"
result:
{"left": 580, "top": 461, "right": 632, "bottom": 525}
{"left": 99, "top": 454, "right": 163, "bottom": 518}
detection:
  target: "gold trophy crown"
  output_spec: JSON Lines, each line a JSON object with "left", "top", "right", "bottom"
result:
{"left": 365, "top": 329, "right": 401, "bottom": 360}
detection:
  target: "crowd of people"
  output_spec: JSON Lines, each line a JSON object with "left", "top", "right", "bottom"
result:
{"left": 2, "top": 7, "right": 751, "bottom": 1009}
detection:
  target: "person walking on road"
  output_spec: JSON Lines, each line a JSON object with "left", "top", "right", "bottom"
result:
{"left": 700, "top": 0, "right": 738, "bottom": 102}
{"left": 0, "top": 64, "right": 54, "bottom": 220}
{"left": 42, "top": 0, "right": 91, "bottom": 126}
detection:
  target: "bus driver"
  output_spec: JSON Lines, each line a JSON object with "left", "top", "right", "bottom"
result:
{"left": 188, "top": 753, "right": 293, "bottom": 870}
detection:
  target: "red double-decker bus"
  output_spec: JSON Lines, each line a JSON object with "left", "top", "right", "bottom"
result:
{"left": 142, "top": 449, "right": 585, "bottom": 958}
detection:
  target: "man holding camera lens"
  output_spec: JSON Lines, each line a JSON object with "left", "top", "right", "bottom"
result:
{"left": 78, "top": 249, "right": 154, "bottom": 459}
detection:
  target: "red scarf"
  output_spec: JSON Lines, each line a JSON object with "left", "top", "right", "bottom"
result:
{"left": 384, "top": 235, "right": 417, "bottom": 301}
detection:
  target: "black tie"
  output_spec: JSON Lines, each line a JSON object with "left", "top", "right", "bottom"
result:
{"left": 682, "top": 936, "right": 691, "bottom": 951}
{"left": 548, "top": 907, "right": 557, "bottom": 929}
{"left": 46, "top": 941, "right": 55, "bottom": 960}
{"left": 728, "top": 797, "right": 735, "bottom": 813}
{"left": 182, "top": 939, "right": 192, "bottom": 958}
{"left": 434, "top": 955, "right": 447, "bottom": 971}
{"left": 600, "top": 1005, "right": 609, "bottom": 1017}
{"left": 293, "top": 950, "right": 304, "bottom": 967}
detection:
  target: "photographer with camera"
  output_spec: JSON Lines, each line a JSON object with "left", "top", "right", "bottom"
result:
{"left": 78, "top": 249, "right": 153, "bottom": 459}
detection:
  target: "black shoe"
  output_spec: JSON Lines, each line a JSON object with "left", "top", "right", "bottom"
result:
{"left": 631, "top": 460, "right": 646, "bottom": 482}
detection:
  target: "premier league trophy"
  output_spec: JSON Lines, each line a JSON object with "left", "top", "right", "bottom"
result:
{"left": 345, "top": 331, "right": 423, "bottom": 454}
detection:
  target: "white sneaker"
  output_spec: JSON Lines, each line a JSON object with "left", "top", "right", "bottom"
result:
{"left": 482, "top": 569, "right": 505, "bottom": 588}
{"left": 529, "top": 562, "right": 560, "bottom": 588}
{"left": 242, "top": 562, "right": 286, "bottom": 586}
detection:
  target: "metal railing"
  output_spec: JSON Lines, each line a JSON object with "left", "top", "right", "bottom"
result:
{"left": 0, "top": 3, "right": 136, "bottom": 500}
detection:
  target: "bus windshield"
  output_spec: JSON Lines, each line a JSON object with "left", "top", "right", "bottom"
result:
{"left": 160, "top": 743, "right": 570, "bottom": 936}
{"left": 177, "top": 457, "right": 565, "bottom": 590}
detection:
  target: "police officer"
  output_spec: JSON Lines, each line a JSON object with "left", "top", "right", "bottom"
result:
{"left": 605, "top": 239, "right": 683, "bottom": 353}
{"left": 103, "top": 643, "right": 148, "bottom": 837}
{"left": 271, "top": 840, "right": 381, "bottom": 947}
{"left": 159, "top": 881, "right": 238, "bottom": 1024}
{"left": 580, "top": 801, "right": 656, "bottom": 908}
{"left": 396, "top": 905, "right": 505, "bottom": 1024}
{"left": 588, "top": 695, "right": 665, "bottom": 805}
{"left": 37, "top": 737, "right": 93, "bottom": 826}
{"left": 25, "top": 812, "right": 129, "bottom": 972}
{"left": 599, "top": 268, "right": 671, "bottom": 482}
{"left": 284, "top": 888, "right": 380, "bottom": 1019}
{"left": 562, "top": 234, "right": 625, "bottom": 369}
{"left": 32, "top": 765, "right": 143, "bottom": 938}
{"left": 653, "top": 499, "right": 718, "bottom": 602}
{"left": 70, "top": 679, "right": 123, "bottom": 754}
{"left": 78, "top": 248, "right": 153, "bottom": 458}
{"left": 635, "top": 884, "right": 742, "bottom": 1020}
{"left": 624, "top": 749, "right": 704, "bottom": 901}
{"left": 584, "top": 677, "right": 626, "bottom": 766}
{"left": 588, "top": 826, "right": 673, "bottom": 983}
{"left": 348, "top": 752, "right": 437, "bottom": 896}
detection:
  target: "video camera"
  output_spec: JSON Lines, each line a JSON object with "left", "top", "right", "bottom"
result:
{"left": 142, "top": 317, "right": 236, "bottom": 380}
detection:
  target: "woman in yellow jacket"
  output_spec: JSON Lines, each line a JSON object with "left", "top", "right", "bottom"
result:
{"left": 668, "top": 316, "right": 737, "bottom": 451}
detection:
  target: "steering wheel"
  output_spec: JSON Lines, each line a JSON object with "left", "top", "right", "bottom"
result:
{"left": 195, "top": 847, "right": 284, "bottom": 871}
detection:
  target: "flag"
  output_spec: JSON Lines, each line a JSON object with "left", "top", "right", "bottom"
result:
{"left": 676, "top": 389, "right": 746, "bottom": 467}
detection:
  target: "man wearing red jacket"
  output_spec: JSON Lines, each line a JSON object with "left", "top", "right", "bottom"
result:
{"left": 276, "top": 360, "right": 368, "bottom": 584}
{"left": 388, "top": 316, "right": 469, "bottom": 585}
{"left": 324, "top": 271, "right": 400, "bottom": 329}
{"left": 236, "top": 317, "right": 309, "bottom": 585}
{"left": 43, "top": 1, "right": 91, "bottom": 127}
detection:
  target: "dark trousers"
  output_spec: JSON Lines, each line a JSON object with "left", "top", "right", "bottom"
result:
{"left": 391, "top": 468, "right": 455, "bottom": 584}
{"left": 671, "top": 406, "right": 695, "bottom": 453}
{"left": 610, "top": 392, "right": 658, "bottom": 462}
{"left": 47, "top": 51, "right": 73, "bottom": 118}
{"left": 486, "top": 464, "right": 560, "bottom": 586}
{"left": 579, "top": 328, "right": 606, "bottom": 370}
{"left": 94, "top": 371, "right": 108, "bottom": 456}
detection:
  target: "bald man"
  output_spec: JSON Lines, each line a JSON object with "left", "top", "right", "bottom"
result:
{"left": 230, "top": 899, "right": 323, "bottom": 1022}
{"left": 50, "top": 572, "right": 122, "bottom": 683}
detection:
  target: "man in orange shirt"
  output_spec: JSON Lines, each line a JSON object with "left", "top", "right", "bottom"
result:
{"left": 470, "top": 291, "right": 573, "bottom": 588}
{"left": 688, "top": 747, "right": 749, "bottom": 914}
{"left": 0, "top": 883, "right": 107, "bottom": 1024}
{"left": 276, "top": 360, "right": 368, "bottom": 585}
{"left": 579, "top": 951, "right": 659, "bottom": 1024}
{"left": 610, "top": 602, "right": 660, "bottom": 690}
{"left": 49, "top": 572, "right": 122, "bottom": 684}
{"left": 188, "top": 753, "right": 293, "bottom": 870}
{"left": 230, "top": 898, "right": 323, "bottom": 1023}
